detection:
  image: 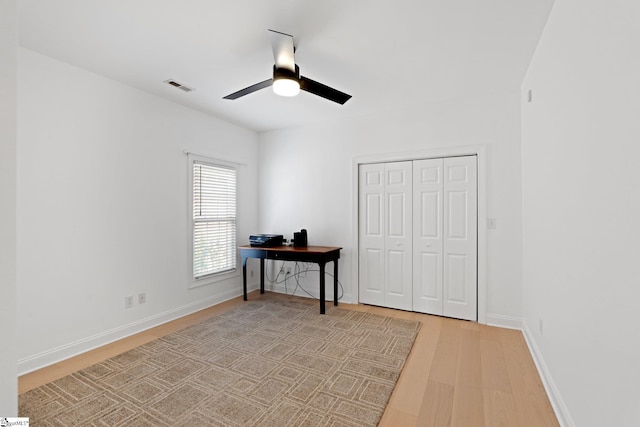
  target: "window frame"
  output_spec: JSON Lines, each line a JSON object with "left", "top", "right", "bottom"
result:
{"left": 188, "top": 153, "right": 239, "bottom": 288}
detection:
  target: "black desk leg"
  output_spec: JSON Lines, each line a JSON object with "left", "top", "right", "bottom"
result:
{"left": 334, "top": 259, "right": 338, "bottom": 306}
{"left": 319, "top": 261, "right": 326, "bottom": 314}
{"left": 242, "top": 256, "right": 248, "bottom": 301}
{"left": 260, "top": 258, "right": 265, "bottom": 294}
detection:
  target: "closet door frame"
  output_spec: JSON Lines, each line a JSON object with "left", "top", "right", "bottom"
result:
{"left": 352, "top": 145, "right": 488, "bottom": 324}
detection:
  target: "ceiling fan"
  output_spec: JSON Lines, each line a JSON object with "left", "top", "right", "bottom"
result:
{"left": 223, "top": 30, "right": 352, "bottom": 105}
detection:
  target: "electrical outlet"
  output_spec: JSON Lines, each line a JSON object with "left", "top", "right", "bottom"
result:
{"left": 138, "top": 292, "right": 146, "bottom": 304}
{"left": 539, "top": 319, "right": 544, "bottom": 336}
{"left": 250, "top": 270, "right": 254, "bottom": 278}
{"left": 125, "top": 296, "right": 134, "bottom": 309}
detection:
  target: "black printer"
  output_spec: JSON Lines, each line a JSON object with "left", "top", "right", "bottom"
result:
{"left": 249, "top": 234, "right": 284, "bottom": 247}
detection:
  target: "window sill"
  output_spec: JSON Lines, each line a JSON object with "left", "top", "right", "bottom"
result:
{"left": 189, "top": 269, "right": 239, "bottom": 289}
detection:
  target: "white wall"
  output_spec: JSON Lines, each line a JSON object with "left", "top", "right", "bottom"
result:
{"left": 258, "top": 90, "right": 523, "bottom": 325}
{"left": 17, "top": 48, "right": 259, "bottom": 373}
{"left": 521, "top": 1, "right": 640, "bottom": 426}
{"left": 0, "top": 0, "right": 18, "bottom": 415}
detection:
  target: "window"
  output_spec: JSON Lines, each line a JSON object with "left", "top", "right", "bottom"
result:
{"left": 190, "top": 158, "right": 237, "bottom": 282}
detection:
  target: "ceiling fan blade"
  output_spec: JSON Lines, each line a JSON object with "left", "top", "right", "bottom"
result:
{"left": 269, "top": 29, "right": 296, "bottom": 72}
{"left": 223, "top": 78, "right": 272, "bottom": 100}
{"left": 299, "top": 76, "right": 352, "bottom": 105}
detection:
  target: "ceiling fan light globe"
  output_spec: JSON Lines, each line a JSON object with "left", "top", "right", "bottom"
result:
{"left": 273, "top": 78, "right": 300, "bottom": 97}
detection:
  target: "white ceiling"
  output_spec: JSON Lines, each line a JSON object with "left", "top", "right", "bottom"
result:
{"left": 18, "top": 0, "right": 554, "bottom": 133}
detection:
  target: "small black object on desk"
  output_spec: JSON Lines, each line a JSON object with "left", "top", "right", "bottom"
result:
{"left": 293, "top": 229, "right": 307, "bottom": 247}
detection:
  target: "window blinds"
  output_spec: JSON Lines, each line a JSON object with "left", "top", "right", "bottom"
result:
{"left": 193, "top": 161, "right": 237, "bottom": 279}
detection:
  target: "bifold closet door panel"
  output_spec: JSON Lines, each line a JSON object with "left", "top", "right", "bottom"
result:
{"left": 358, "top": 161, "right": 413, "bottom": 310}
{"left": 358, "top": 163, "right": 385, "bottom": 306}
{"left": 442, "top": 156, "right": 477, "bottom": 321}
{"left": 412, "top": 158, "right": 444, "bottom": 315}
{"left": 383, "top": 161, "right": 413, "bottom": 311}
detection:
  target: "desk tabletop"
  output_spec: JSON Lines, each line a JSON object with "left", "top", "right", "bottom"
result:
{"left": 239, "top": 245, "right": 341, "bottom": 254}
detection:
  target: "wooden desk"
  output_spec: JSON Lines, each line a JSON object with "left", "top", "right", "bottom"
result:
{"left": 239, "top": 245, "right": 342, "bottom": 314}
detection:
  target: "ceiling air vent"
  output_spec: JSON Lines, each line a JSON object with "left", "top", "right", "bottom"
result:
{"left": 164, "top": 79, "right": 195, "bottom": 93}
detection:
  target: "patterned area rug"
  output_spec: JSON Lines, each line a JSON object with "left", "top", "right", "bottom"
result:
{"left": 20, "top": 295, "right": 421, "bottom": 426}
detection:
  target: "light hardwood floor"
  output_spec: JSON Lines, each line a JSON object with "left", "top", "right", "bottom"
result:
{"left": 19, "top": 291, "right": 559, "bottom": 426}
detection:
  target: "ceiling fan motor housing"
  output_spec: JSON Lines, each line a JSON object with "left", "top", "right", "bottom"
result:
{"left": 272, "top": 64, "right": 301, "bottom": 97}
{"left": 273, "top": 64, "right": 300, "bottom": 82}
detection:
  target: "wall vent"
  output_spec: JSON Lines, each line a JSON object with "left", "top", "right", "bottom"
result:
{"left": 164, "top": 79, "right": 195, "bottom": 92}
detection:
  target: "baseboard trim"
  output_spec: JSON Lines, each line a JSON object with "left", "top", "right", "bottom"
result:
{"left": 17, "top": 286, "right": 253, "bottom": 375}
{"left": 485, "top": 313, "right": 522, "bottom": 329}
{"left": 521, "top": 323, "right": 575, "bottom": 427}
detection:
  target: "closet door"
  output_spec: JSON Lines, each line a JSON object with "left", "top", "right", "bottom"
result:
{"left": 384, "top": 161, "right": 413, "bottom": 310}
{"left": 360, "top": 156, "right": 477, "bottom": 320}
{"left": 412, "top": 158, "right": 444, "bottom": 314}
{"left": 358, "top": 162, "right": 413, "bottom": 310}
{"left": 443, "top": 156, "right": 477, "bottom": 320}
{"left": 358, "top": 163, "right": 385, "bottom": 306}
